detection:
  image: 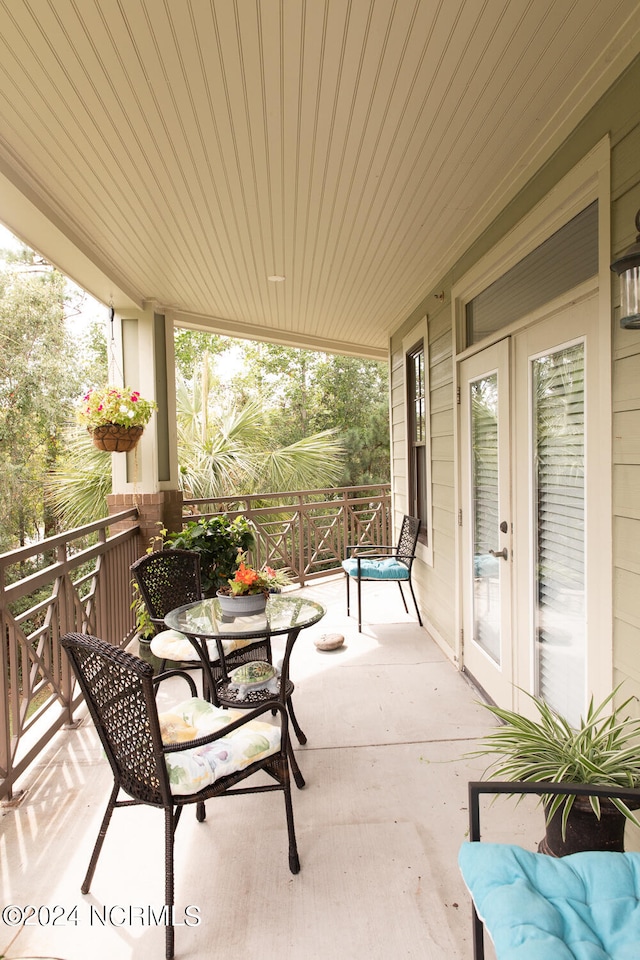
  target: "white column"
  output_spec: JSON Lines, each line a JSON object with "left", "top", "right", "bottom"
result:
{"left": 108, "top": 303, "right": 179, "bottom": 498}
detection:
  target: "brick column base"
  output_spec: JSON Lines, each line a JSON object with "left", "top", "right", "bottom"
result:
{"left": 107, "top": 490, "right": 183, "bottom": 551}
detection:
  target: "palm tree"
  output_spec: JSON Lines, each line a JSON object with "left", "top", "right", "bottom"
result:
{"left": 176, "top": 372, "right": 344, "bottom": 498}
{"left": 47, "top": 372, "right": 345, "bottom": 527}
{"left": 45, "top": 425, "right": 112, "bottom": 528}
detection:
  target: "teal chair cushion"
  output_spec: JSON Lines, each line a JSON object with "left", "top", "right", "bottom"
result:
{"left": 459, "top": 842, "right": 640, "bottom": 959}
{"left": 341, "top": 557, "right": 410, "bottom": 580}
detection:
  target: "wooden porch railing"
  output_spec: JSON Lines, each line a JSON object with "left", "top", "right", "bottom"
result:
{"left": 182, "top": 483, "right": 392, "bottom": 582}
{"left": 0, "top": 510, "right": 141, "bottom": 800}
{"left": 0, "top": 485, "right": 389, "bottom": 801}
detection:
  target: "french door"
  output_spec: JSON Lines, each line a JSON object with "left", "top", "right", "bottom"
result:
{"left": 460, "top": 339, "right": 513, "bottom": 706}
{"left": 460, "top": 292, "right": 607, "bottom": 721}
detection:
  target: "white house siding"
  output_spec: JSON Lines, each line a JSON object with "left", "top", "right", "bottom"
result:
{"left": 391, "top": 297, "right": 456, "bottom": 659}
{"left": 612, "top": 112, "right": 640, "bottom": 695}
{"left": 390, "top": 53, "right": 640, "bottom": 700}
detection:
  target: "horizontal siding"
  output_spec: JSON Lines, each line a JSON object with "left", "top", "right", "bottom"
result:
{"left": 390, "top": 299, "right": 456, "bottom": 654}
{"left": 389, "top": 55, "right": 640, "bottom": 690}
{"left": 613, "top": 464, "right": 640, "bottom": 520}
{"left": 613, "top": 618, "right": 640, "bottom": 688}
{"left": 613, "top": 353, "right": 640, "bottom": 409}
{"left": 611, "top": 123, "right": 640, "bottom": 202}
{"left": 613, "top": 516, "right": 640, "bottom": 575}
{"left": 613, "top": 410, "right": 640, "bottom": 463}
{"left": 611, "top": 96, "right": 640, "bottom": 703}
{"left": 613, "top": 568, "right": 640, "bottom": 631}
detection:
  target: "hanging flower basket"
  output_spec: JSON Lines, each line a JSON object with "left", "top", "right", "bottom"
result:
{"left": 89, "top": 423, "right": 144, "bottom": 452}
{"left": 77, "top": 385, "right": 157, "bottom": 453}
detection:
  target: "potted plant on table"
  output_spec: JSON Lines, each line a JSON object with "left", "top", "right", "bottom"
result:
{"left": 472, "top": 688, "right": 640, "bottom": 856}
{"left": 216, "top": 552, "right": 292, "bottom": 616}
{"left": 162, "top": 515, "right": 257, "bottom": 597}
{"left": 78, "top": 385, "right": 157, "bottom": 452}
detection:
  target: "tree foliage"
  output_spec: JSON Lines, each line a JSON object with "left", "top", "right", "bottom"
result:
{"left": 228, "top": 342, "right": 390, "bottom": 484}
{"left": 45, "top": 329, "right": 389, "bottom": 532}
{"left": 0, "top": 250, "right": 87, "bottom": 548}
{"left": 176, "top": 362, "right": 345, "bottom": 497}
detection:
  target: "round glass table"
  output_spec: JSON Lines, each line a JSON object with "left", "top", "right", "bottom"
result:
{"left": 165, "top": 594, "right": 325, "bottom": 788}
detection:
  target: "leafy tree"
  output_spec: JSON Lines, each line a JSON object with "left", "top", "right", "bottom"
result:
{"left": 0, "top": 250, "right": 85, "bottom": 548}
{"left": 176, "top": 366, "right": 344, "bottom": 497}
{"left": 47, "top": 329, "right": 389, "bottom": 529}
{"left": 307, "top": 354, "right": 389, "bottom": 484}
{"left": 225, "top": 341, "right": 390, "bottom": 483}
{"left": 44, "top": 426, "right": 112, "bottom": 529}
{"left": 174, "top": 330, "right": 226, "bottom": 380}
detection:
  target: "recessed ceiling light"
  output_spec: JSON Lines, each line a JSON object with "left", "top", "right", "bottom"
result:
{"left": 268, "top": 275, "right": 286, "bottom": 282}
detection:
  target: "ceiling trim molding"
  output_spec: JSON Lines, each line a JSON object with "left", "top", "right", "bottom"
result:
{"left": 168, "top": 309, "right": 388, "bottom": 361}
{"left": 0, "top": 157, "right": 138, "bottom": 310}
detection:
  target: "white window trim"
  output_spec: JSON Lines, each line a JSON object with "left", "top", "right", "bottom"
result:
{"left": 451, "top": 135, "right": 613, "bottom": 698}
{"left": 403, "top": 316, "right": 433, "bottom": 566}
{"left": 452, "top": 135, "right": 611, "bottom": 360}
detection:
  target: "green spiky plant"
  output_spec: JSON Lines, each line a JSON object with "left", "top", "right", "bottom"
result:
{"left": 474, "top": 688, "right": 640, "bottom": 838}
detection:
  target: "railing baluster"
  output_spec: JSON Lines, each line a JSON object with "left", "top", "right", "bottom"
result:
{"left": 0, "top": 509, "right": 141, "bottom": 800}
{"left": 0, "top": 485, "right": 390, "bottom": 800}
{"left": 182, "top": 484, "right": 391, "bottom": 585}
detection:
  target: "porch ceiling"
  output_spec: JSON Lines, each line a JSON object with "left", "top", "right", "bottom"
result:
{"left": 1, "top": 2, "right": 639, "bottom": 360}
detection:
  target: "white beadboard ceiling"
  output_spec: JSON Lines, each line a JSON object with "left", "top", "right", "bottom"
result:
{"left": 1, "top": 0, "right": 639, "bottom": 360}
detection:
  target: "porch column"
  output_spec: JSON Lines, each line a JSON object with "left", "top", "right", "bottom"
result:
{"left": 106, "top": 303, "right": 183, "bottom": 546}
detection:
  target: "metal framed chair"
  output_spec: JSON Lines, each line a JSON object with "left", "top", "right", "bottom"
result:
{"left": 131, "top": 548, "right": 272, "bottom": 686}
{"left": 460, "top": 780, "right": 640, "bottom": 960}
{"left": 341, "top": 514, "right": 423, "bottom": 632}
{"left": 61, "top": 632, "right": 299, "bottom": 960}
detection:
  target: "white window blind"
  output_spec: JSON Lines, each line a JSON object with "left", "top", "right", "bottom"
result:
{"left": 533, "top": 342, "right": 585, "bottom": 724}
{"left": 467, "top": 202, "right": 598, "bottom": 345}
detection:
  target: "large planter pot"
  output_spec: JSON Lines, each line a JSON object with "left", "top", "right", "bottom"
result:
{"left": 89, "top": 424, "right": 143, "bottom": 452}
{"left": 216, "top": 590, "right": 268, "bottom": 618}
{"left": 539, "top": 796, "right": 629, "bottom": 857}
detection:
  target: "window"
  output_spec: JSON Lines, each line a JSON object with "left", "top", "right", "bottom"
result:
{"left": 465, "top": 202, "right": 598, "bottom": 346}
{"left": 404, "top": 325, "right": 432, "bottom": 561}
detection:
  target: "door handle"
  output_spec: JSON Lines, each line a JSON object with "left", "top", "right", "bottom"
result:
{"left": 489, "top": 547, "right": 508, "bottom": 561}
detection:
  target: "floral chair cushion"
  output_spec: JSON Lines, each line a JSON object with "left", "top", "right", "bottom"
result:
{"left": 160, "top": 697, "right": 281, "bottom": 796}
{"left": 150, "top": 629, "right": 258, "bottom": 663}
{"left": 459, "top": 841, "right": 640, "bottom": 959}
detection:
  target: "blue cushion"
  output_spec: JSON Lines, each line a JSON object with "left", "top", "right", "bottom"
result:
{"left": 341, "top": 557, "right": 410, "bottom": 580}
{"left": 459, "top": 842, "right": 640, "bottom": 959}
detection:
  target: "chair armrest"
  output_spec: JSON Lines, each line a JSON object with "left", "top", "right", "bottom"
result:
{"left": 345, "top": 543, "right": 395, "bottom": 557}
{"left": 149, "top": 616, "right": 169, "bottom": 636}
{"left": 468, "top": 780, "right": 640, "bottom": 842}
{"left": 152, "top": 669, "right": 198, "bottom": 698}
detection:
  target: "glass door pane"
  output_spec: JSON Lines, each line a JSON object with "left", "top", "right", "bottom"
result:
{"left": 471, "top": 374, "right": 501, "bottom": 664}
{"left": 461, "top": 338, "right": 512, "bottom": 707}
{"left": 533, "top": 342, "right": 585, "bottom": 723}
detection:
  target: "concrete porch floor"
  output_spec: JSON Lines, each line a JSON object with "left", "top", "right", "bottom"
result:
{"left": 1, "top": 574, "right": 540, "bottom": 960}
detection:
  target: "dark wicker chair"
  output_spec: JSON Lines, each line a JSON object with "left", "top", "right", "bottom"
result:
{"left": 61, "top": 632, "right": 299, "bottom": 960}
{"left": 341, "top": 514, "right": 423, "bottom": 632}
{"left": 131, "top": 548, "right": 272, "bottom": 686}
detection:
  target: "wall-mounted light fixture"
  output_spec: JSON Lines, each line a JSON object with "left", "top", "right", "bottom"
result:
{"left": 610, "top": 209, "right": 640, "bottom": 328}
